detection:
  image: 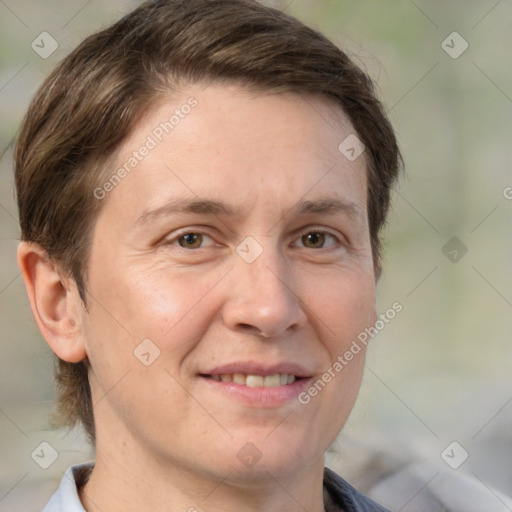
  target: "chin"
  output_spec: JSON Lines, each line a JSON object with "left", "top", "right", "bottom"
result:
{"left": 221, "top": 430, "right": 321, "bottom": 481}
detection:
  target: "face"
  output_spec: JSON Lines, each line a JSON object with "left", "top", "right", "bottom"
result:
{"left": 81, "top": 84, "right": 376, "bottom": 484}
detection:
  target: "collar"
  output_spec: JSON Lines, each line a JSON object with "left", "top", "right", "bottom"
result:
{"left": 42, "top": 463, "right": 388, "bottom": 511}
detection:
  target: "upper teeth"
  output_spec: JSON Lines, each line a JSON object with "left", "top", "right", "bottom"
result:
{"left": 211, "top": 373, "right": 296, "bottom": 387}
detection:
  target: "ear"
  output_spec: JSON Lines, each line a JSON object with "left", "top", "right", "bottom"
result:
{"left": 17, "top": 242, "right": 87, "bottom": 363}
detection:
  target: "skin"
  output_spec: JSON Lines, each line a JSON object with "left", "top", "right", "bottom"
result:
{"left": 19, "top": 84, "right": 377, "bottom": 512}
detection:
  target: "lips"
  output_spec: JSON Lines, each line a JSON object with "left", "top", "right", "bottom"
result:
{"left": 199, "top": 362, "right": 312, "bottom": 406}
{"left": 200, "top": 361, "right": 311, "bottom": 388}
{"left": 209, "top": 373, "right": 296, "bottom": 387}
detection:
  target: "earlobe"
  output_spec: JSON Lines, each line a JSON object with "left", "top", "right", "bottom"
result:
{"left": 17, "top": 242, "right": 87, "bottom": 363}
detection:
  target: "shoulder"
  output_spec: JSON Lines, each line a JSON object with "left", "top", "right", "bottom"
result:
{"left": 323, "top": 467, "right": 391, "bottom": 512}
{"left": 367, "top": 462, "right": 512, "bottom": 512}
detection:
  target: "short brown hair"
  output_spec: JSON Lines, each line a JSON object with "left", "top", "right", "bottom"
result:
{"left": 15, "top": 0, "right": 400, "bottom": 444}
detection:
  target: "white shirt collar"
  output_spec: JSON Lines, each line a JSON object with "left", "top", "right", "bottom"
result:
{"left": 42, "top": 462, "right": 93, "bottom": 512}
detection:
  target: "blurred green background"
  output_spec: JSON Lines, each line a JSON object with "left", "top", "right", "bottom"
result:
{"left": 1, "top": 0, "right": 511, "bottom": 510}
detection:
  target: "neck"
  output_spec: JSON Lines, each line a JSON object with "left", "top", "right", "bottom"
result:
{"left": 80, "top": 429, "right": 326, "bottom": 512}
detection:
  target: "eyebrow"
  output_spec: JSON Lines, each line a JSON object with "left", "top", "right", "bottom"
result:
{"left": 297, "top": 198, "right": 362, "bottom": 219}
{"left": 134, "top": 196, "right": 364, "bottom": 227}
{"left": 134, "top": 198, "right": 237, "bottom": 227}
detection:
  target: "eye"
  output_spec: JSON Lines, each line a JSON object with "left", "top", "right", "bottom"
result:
{"left": 294, "top": 230, "right": 339, "bottom": 249}
{"left": 171, "top": 232, "right": 215, "bottom": 249}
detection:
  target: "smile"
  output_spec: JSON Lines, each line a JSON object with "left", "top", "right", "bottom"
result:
{"left": 206, "top": 373, "right": 297, "bottom": 387}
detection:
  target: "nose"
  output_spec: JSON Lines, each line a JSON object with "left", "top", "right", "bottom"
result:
{"left": 221, "top": 250, "right": 307, "bottom": 339}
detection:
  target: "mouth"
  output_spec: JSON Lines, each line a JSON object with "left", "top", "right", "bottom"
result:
{"left": 198, "top": 362, "right": 312, "bottom": 406}
{"left": 201, "top": 373, "right": 301, "bottom": 387}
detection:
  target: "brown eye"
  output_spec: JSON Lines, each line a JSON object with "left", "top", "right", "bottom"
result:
{"left": 178, "top": 233, "right": 203, "bottom": 249}
{"left": 296, "top": 231, "right": 338, "bottom": 249}
{"left": 301, "top": 232, "right": 326, "bottom": 248}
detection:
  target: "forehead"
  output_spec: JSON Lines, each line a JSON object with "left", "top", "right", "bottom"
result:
{"left": 98, "top": 84, "right": 368, "bottom": 225}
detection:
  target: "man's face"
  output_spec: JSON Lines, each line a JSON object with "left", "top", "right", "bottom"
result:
{"left": 82, "top": 84, "right": 376, "bottom": 483}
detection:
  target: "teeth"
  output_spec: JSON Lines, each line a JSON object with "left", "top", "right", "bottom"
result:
{"left": 212, "top": 373, "right": 298, "bottom": 387}
{"left": 246, "top": 375, "right": 264, "bottom": 388}
{"left": 263, "top": 374, "right": 281, "bottom": 387}
{"left": 232, "top": 373, "right": 246, "bottom": 385}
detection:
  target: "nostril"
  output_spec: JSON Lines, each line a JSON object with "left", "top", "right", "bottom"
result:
{"left": 236, "top": 323, "right": 271, "bottom": 338}
{"left": 238, "top": 323, "right": 259, "bottom": 331}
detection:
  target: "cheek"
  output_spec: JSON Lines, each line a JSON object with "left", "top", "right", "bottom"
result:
{"left": 85, "top": 258, "right": 226, "bottom": 363}
{"left": 81, "top": 263, "right": 221, "bottom": 427}
{"left": 304, "top": 273, "right": 372, "bottom": 431}
{"left": 309, "top": 268, "right": 376, "bottom": 355}
{"left": 323, "top": 272, "right": 374, "bottom": 412}
{"left": 126, "top": 267, "right": 227, "bottom": 341}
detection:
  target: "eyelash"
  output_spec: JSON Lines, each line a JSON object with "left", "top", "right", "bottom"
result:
{"left": 164, "top": 228, "right": 342, "bottom": 250}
